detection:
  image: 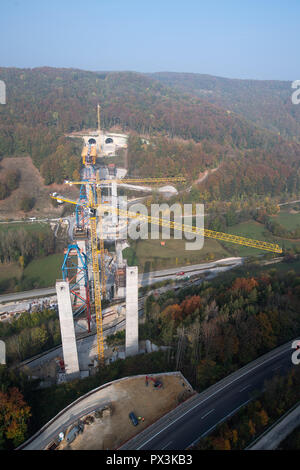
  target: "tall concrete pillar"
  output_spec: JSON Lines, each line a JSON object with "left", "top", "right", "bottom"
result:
{"left": 125, "top": 266, "right": 139, "bottom": 357}
{"left": 115, "top": 240, "right": 124, "bottom": 266}
{"left": 0, "top": 340, "right": 6, "bottom": 365}
{"left": 56, "top": 281, "right": 80, "bottom": 379}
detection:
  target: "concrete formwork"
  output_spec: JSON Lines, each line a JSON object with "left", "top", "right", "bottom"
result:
{"left": 111, "top": 181, "right": 118, "bottom": 226}
{"left": 76, "top": 240, "right": 87, "bottom": 299}
{"left": 56, "top": 281, "right": 80, "bottom": 380}
{"left": 125, "top": 266, "right": 139, "bottom": 357}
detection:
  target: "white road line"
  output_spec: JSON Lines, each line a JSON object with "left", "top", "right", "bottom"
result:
{"left": 201, "top": 409, "right": 215, "bottom": 419}
{"left": 188, "top": 399, "right": 252, "bottom": 448}
{"left": 161, "top": 441, "right": 173, "bottom": 449}
{"left": 239, "top": 384, "right": 251, "bottom": 392}
{"left": 136, "top": 347, "right": 289, "bottom": 449}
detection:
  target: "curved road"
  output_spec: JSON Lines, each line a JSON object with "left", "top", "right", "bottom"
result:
{"left": 0, "top": 258, "right": 243, "bottom": 304}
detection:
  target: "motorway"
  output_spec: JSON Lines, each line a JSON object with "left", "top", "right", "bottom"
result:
{"left": 0, "top": 287, "right": 56, "bottom": 304}
{"left": 139, "top": 257, "right": 242, "bottom": 286}
{"left": 120, "top": 340, "right": 298, "bottom": 450}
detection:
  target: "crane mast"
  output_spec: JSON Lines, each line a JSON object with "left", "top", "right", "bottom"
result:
{"left": 97, "top": 104, "right": 101, "bottom": 155}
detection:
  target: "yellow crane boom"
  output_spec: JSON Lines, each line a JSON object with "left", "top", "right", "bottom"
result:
{"left": 51, "top": 194, "right": 282, "bottom": 254}
{"left": 64, "top": 177, "right": 186, "bottom": 185}
{"left": 51, "top": 196, "right": 282, "bottom": 253}
{"left": 104, "top": 206, "right": 283, "bottom": 254}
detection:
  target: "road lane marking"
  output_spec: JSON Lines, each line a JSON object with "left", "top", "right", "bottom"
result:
{"left": 188, "top": 399, "right": 252, "bottom": 448}
{"left": 161, "top": 441, "right": 173, "bottom": 449}
{"left": 239, "top": 384, "right": 251, "bottom": 392}
{"left": 201, "top": 409, "right": 215, "bottom": 419}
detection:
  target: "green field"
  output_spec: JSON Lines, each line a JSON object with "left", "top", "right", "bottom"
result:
{"left": 125, "top": 237, "right": 230, "bottom": 272}
{"left": 270, "top": 211, "right": 300, "bottom": 231}
{"left": 124, "top": 218, "right": 300, "bottom": 271}
{"left": 214, "top": 219, "right": 300, "bottom": 256}
{"left": 23, "top": 253, "right": 64, "bottom": 286}
{"left": 222, "top": 220, "right": 279, "bottom": 256}
{"left": 0, "top": 221, "right": 50, "bottom": 233}
{"left": 0, "top": 253, "right": 63, "bottom": 293}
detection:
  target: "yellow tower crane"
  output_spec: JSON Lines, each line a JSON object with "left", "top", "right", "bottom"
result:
{"left": 96, "top": 181, "right": 107, "bottom": 296}
{"left": 86, "top": 184, "right": 105, "bottom": 365}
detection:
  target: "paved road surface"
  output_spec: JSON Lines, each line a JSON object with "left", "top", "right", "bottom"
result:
{"left": 0, "top": 287, "right": 57, "bottom": 304}
{"left": 139, "top": 257, "right": 243, "bottom": 286}
{"left": 0, "top": 258, "right": 243, "bottom": 303}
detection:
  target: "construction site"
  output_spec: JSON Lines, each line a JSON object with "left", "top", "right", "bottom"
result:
{"left": 44, "top": 104, "right": 283, "bottom": 384}
{"left": 49, "top": 105, "right": 190, "bottom": 381}
{"left": 41, "top": 373, "right": 194, "bottom": 451}
{"left": 8, "top": 104, "right": 283, "bottom": 449}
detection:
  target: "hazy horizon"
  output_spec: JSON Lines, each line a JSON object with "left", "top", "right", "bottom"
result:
{"left": 0, "top": 0, "right": 299, "bottom": 81}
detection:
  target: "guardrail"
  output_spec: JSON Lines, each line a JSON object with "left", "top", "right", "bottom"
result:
{"left": 246, "top": 400, "right": 300, "bottom": 449}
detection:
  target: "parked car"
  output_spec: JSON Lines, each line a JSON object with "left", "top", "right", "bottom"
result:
{"left": 129, "top": 411, "right": 139, "bottom": 426}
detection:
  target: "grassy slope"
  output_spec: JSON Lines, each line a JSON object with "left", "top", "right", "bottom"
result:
{"left": 126, "top": 215, "right": 300, "bottom": 271}
{"left": 0, "top": 254, "right": 63, "bottom": 293}
{"left": 23, "top": 253, "right": 64, "bottom": 286}
{"left": 0, "top": 222, "right": 62, "bottom": 291}
{"left": 270, "top": 211, "right": 300, "bottom": 231}
{"left": 127, "top": 238, "right": 230, "bottom": 273}
{"left": 0, "top": 221, "right": 50, "bottom": 233}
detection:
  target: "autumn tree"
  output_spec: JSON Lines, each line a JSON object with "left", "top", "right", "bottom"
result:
{"left": 0, "top": 387, "right": 31, "bottom": 449}
{"left": 19, "top": 196, "right": 35, "bottom": 212}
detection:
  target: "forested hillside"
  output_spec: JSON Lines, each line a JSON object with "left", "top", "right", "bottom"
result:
{"left": 150, "top": 72, "right": 300, "bottom": 141}
{"left": 0, "top": 67, "right": 280, "bottom": 145}
{"left": 0, "top": 67, "right": 300, "bottom": 198}
{"left": 128, "top": 134, "right": 300, "bottom": 201}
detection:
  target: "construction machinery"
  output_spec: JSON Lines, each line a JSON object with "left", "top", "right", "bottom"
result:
{"left": 145, "top": 375, "right": 162, "bottom": 389}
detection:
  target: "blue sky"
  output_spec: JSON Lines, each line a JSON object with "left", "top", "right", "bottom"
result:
{"left": 0, "top": 0, "right": 299, "bottom": 80}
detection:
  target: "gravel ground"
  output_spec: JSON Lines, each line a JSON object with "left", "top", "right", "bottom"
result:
{"left": 61, "top": 373, "right": 193, "bottom": 450}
